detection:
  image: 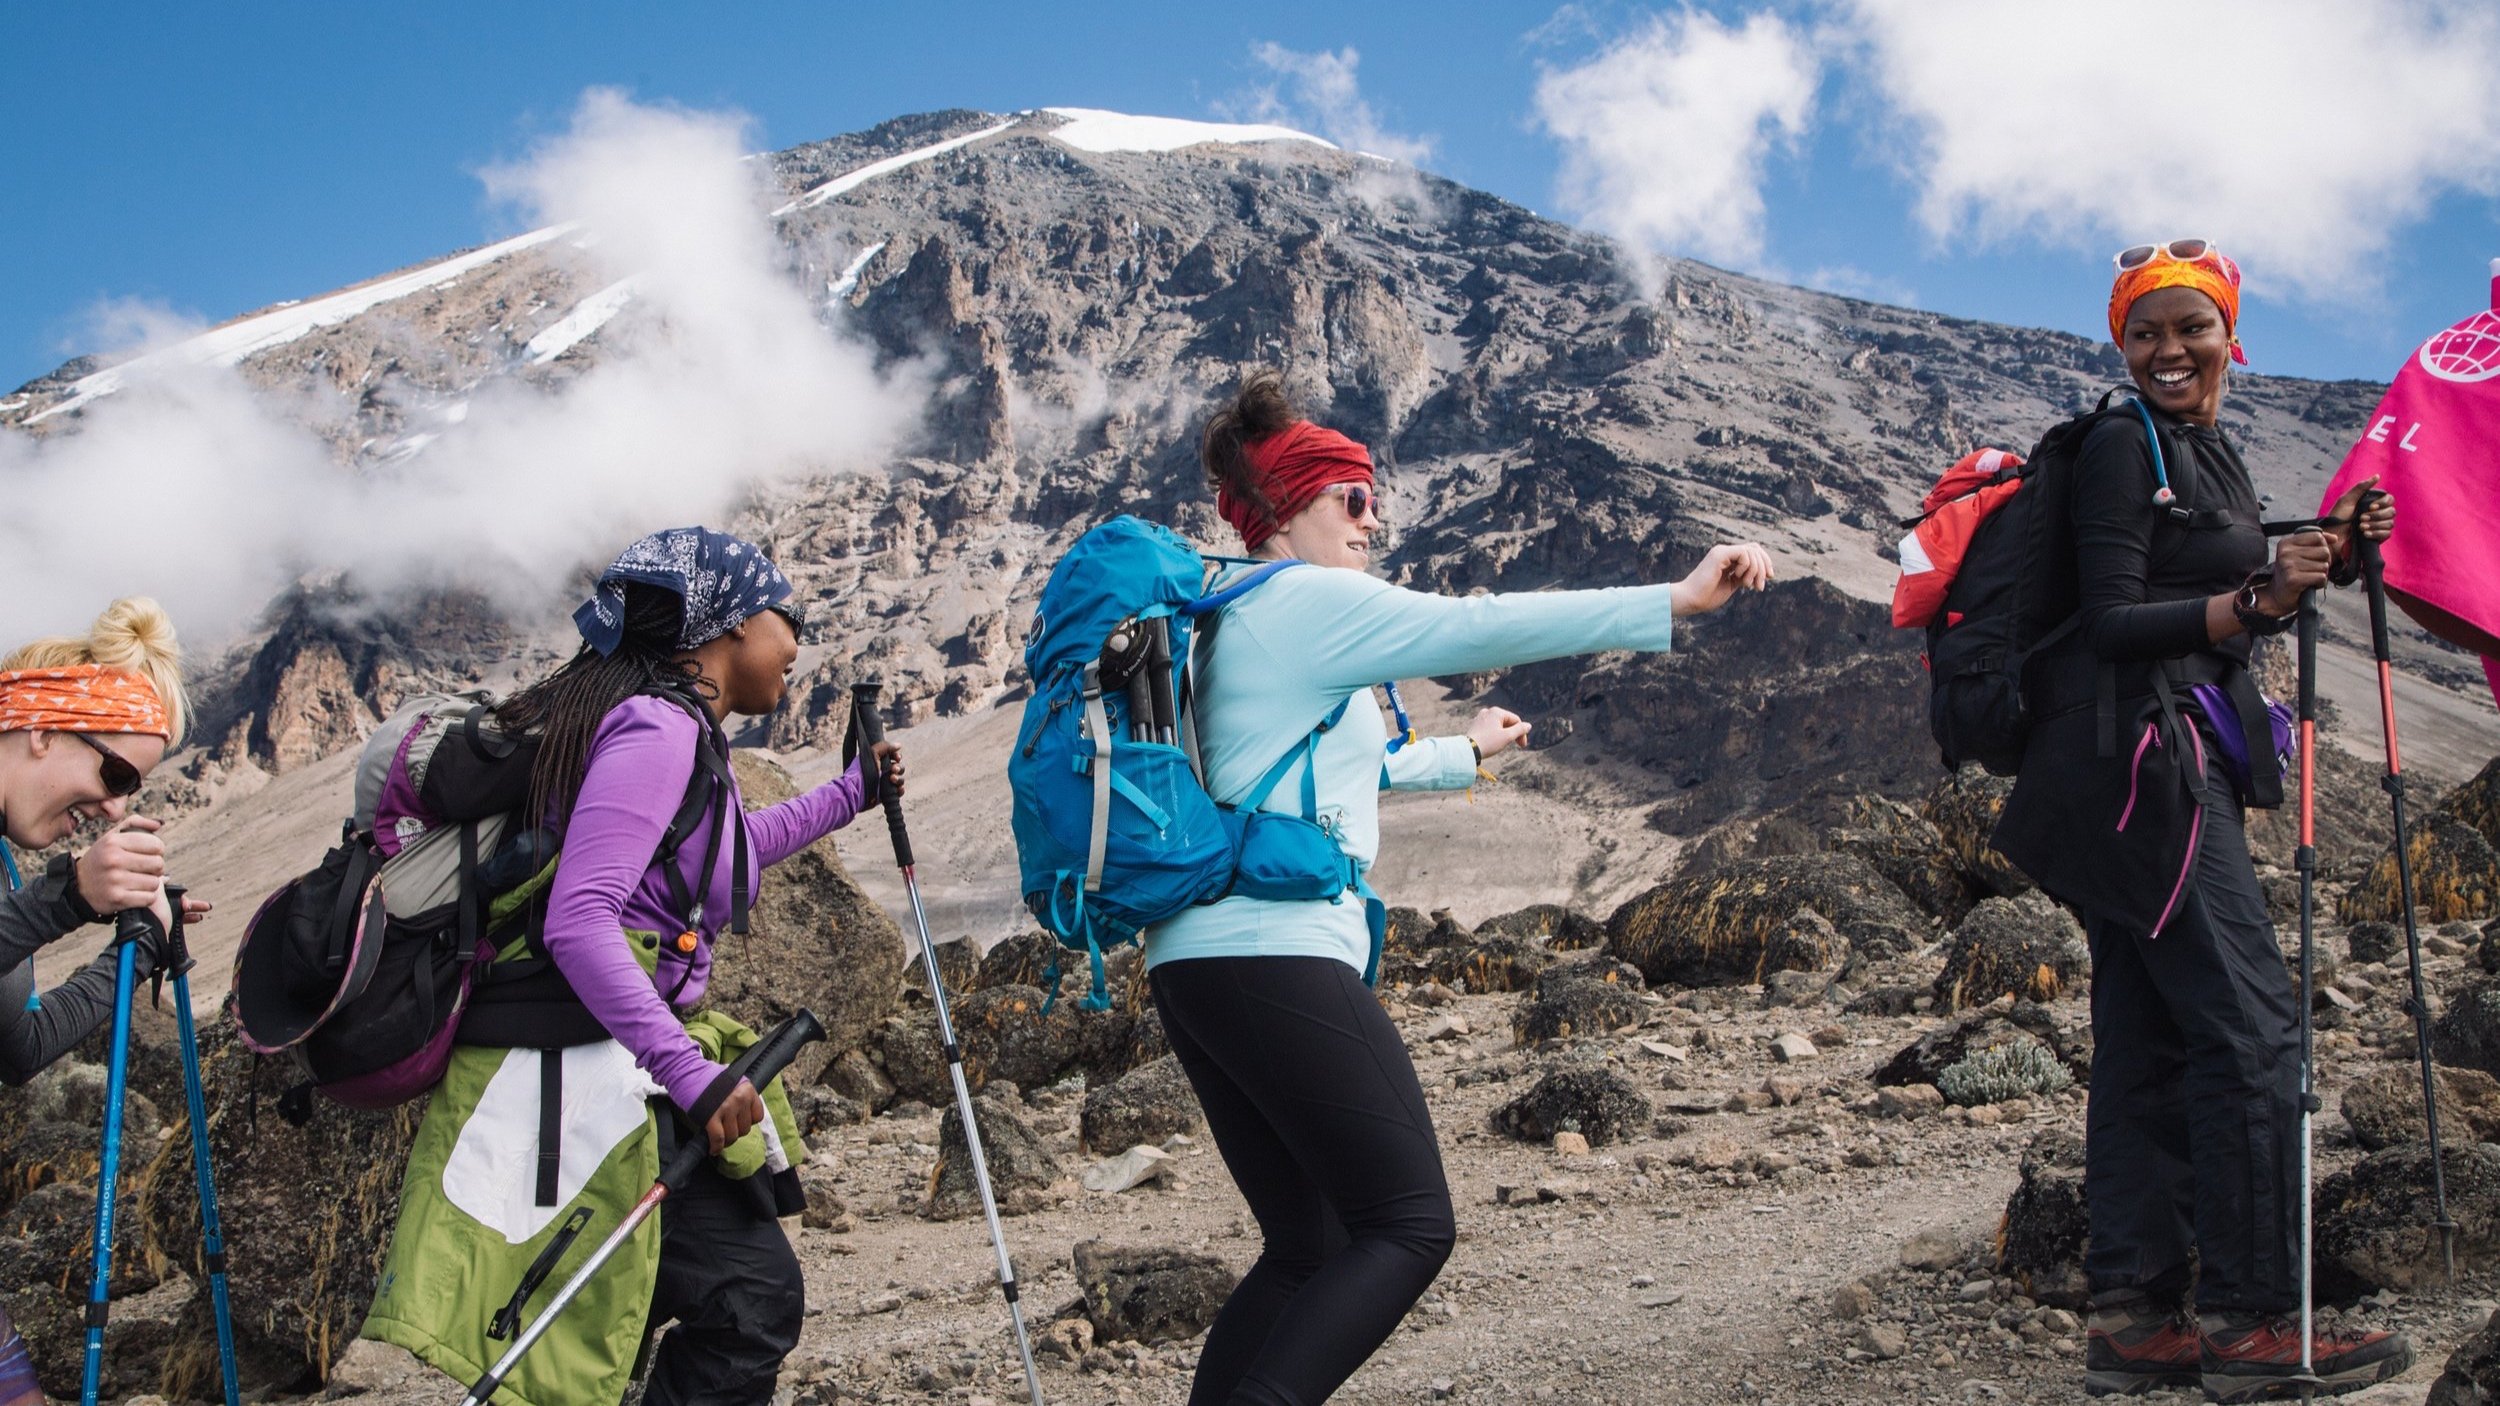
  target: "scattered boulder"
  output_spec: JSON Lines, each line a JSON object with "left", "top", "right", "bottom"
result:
{"left": 1081, "top": 1144, "right": 1175, "bottom": 1194}
{"left": 2342, "top": 1065, "right": 2500, "bottom": 1151}
{"left": 1425, "top": 930, "right": 1556, "bottom": 995}
{"left": 2481, "top": 920, "right": 2500, "bottom": 975}
{"left": 973, "top": 931, "right": 1069, "bottom": 993}
{"left": 1996, "top": 1130, "right": 2089, "bottom": 1308}
{"left": 711, "top": 752, "right": 908, "bottom": 1074}
{"left": 1071, "top": 1001, "right": 1168, "bottom": 1086}
{"left": 1770, "top": 1033, "right": 1818, "bottom": 1063}
{"left": 1491, "top": 1066, "right": 1652, "bottom": 1147}
{"left": 799, "top": 1164, "right": 848, "bottom": 1230}
{"left": 819, "top": 1047, "right": 895, "bottom": 1112}
{"left": 785, "top": 1084, "right": 865, "bottom": 1139}
{"left": 1921, "top": 769, "right": 2034, "bottom": 899}
{"left": 2314, "top": 1141, "right": 2500, "bottom": 1299}
{"left": 1761, "top": 969, "right": 1834, "bottom": 1008}
{"left": 2428, "top": 1305, "right": 2500, "bottom": 1406}
{"left": 902, "top": 938, "right": 983, "bottom": 1001}
{"left": 926, "top": 1093, "right": 1062, "bottom": 1220}
{"left": 2435, "top": 978, "right": 2500, "bottom": 1081}
{"left": 1510, "top": 959, "right": 1647, "bottom": 1044}
{"left": 1828, "top": 796, "right": 1982, "bottom": 925}
{"left": 1071, "top": 1240, "right": 1239, "bottom": 1345}
{"left": 1080, "top": 1056, "right": 1203, "bottom": 1155}
{"left": 1607, "top": 856, "right": 1926, "bottom": 988}
{"left": 1930, "top": 893, "right": 2088, "bottom": 1012}
{"left": 2342, "top": 819, "right": 2498, "bottom": 925}
{"left": 2346, "top": 921, "right": 2402, "bottom": 966}
{"left": 878, "top": 984, "right": 1079, "bottom": 1104}
{"left": 1474, "top": 904, "right": 1606, "bottom": 951}
{"left": 1877, "top": 1000, "right": 2087, "bottom": 1089}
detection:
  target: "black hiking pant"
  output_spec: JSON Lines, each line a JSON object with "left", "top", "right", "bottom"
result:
{"left": 645, "top": 1159, "right": 804, "bottom": 1406}
{"left": 2083, "top": 773, "right": 2303, "bottom": 1313}
{"left": 1151, "top": 955, "right": 1456, "bottom": 1406}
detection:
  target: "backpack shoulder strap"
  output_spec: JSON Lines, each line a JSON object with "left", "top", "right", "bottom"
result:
{"left": 1236, "top": 696, "right": 1354, "bottom": 821}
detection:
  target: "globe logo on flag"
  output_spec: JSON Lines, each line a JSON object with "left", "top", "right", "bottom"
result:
{"left": 2419, "top": 309, "right": 2500, "bottom": 383}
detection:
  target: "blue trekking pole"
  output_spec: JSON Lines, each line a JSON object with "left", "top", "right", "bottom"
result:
{"left": 158, "top": 884, "right": 241, "bottom": 1406}
{"left": 78, "top": 907, "right": 148, "bottom": 1406}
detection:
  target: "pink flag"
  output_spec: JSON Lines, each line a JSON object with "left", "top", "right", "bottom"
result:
{"left": 2320, "top": 262, "right": 2500, "bottom": 711}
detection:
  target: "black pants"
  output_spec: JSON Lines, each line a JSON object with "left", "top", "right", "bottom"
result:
{"left": 2083, "top": 781, "right": 2303, "bottom": 1313}
{"left": 1151, "top": 956, "right": 1456, "bottom": 1406}
{"left": 644, "top": 1160, "right": 805, "bottom": 1406}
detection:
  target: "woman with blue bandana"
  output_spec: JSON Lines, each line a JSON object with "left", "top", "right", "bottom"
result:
{"left": 364, "top": 527, "right": 900, "bottom": 1406}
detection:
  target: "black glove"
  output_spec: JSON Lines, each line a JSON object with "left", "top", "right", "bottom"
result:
{"left": 33, "top": 852, "right": 107, "bottom": 930}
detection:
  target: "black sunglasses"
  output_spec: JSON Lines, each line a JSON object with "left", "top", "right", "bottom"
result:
{"left": 72, "top": 732, "right": 144, "bottom": 798}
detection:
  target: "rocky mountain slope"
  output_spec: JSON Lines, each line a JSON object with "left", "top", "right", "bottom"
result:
{"left": 7, "top": 105, "right": 2488, "bottom": 956}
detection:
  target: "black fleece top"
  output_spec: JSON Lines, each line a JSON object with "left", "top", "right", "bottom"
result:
{"left": 0, "top": 851, "right": 119, "bottom": 1085}
{"left": 2070, "top": 408, "right": 2266, "bottom": 665}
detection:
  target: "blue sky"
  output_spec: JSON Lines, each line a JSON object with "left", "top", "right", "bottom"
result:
{"left": 6, "top": 1, "right": 2497, "bottom": 392}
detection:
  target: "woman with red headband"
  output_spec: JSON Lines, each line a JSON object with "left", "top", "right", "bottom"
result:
{"left": 1151, "top": 372, "right": 1772, "bottom": 1406}
{"left": 0, "top": 598, "right": 199, "bottom": 1406}
{"left": 1992, "top": 241, "right": 2409, "bottom": 1401}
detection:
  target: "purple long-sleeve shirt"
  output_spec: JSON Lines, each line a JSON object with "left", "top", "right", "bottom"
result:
{"left": 541, "top": 694, "right": 870, "bottom": 1111}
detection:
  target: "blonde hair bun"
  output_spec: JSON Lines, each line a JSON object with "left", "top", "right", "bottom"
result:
{"left": 2, "top": 597, "right": 191, "bottom": 744}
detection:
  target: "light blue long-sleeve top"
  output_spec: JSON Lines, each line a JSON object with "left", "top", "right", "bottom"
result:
{"left": 1143, "top": 562, "right": 1680, "bottom": 974}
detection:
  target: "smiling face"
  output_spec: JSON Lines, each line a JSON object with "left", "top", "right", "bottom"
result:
{"left": 0, "top": 728, "right": 167, "bottom": 848}
{"left": 2121, "top": 285, "right": 2232, "bottom": 426}
{"left": 713, "top": 608, "right": 801, "bottom": 717}
{"left": 1265, "top": 482, "right": 1382, "bottom": 571}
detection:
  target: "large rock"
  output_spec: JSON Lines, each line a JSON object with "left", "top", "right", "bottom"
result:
{"left": 1996, "top": 1129, "right": 2089, "bottom": 1309}
{"left": 1490, "top": 1066, "right": 1651, "bottom": 1147}
{"left": 1080, "top": 1056, "right": 1203, "bottom": 1155}
{"left": 877, "top": 984, "right": 1080, "bottom": 1104}
{"left": 2342, "top": 819, "right": 2499, "bottom": 925}
{"left": 974, "top": 931, "right": 1069, "bottom": 993}
{"left": 901, "top": 937, "right": 981, "bottom": 1002}
{"left": 2314, "top": 1140, "right": 2500, "bottom": 1299}
{"left": 2429, "top": 1305, "right": 2500, "bottom": 1406}
{"left": 2435, "top": 977, "right": 2500, "bottom": 1081}
{"left": 1511, "top": 958, "right": 1647, "bottom": 1044}
{"left": 1071, "top": 1240, "right": 1239, "bottom": 1346}
{"left": 1930, "top": 893, "right": 2089, "bottom": 1012}
{"left": 926, "top": 1093, "right": 1062, "bottom": 1220}
{"left": 1606, "top": 854, "right": 1924, "bottom": 988}
{"left": 1424, "top": 930, "right": 1557, "bottom": 995}
{"left": 2342, "top": 1065, "right": 2500, "bottom": 1151}
{"left": 1828, "top": 795, "right": 1982, "bottom": 924}
{"left": 1474, "top": 904, "right": 1606, "bottom": 952}
{"left": 1921, "top": 769, "right": 2034, "bottom": 900}
{"left": 1876, "top": 1000, "right": 2088, "bottom": 1088}
{"left": 708, "top": 751, "right": 907, "bottom": 1072}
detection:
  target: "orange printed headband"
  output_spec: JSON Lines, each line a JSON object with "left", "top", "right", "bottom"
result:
{"left": 2108, "top": 239, "right": 2247, "bottom": 366}
{"left": 0, "top": 666, "right": 170, "bottom": 738}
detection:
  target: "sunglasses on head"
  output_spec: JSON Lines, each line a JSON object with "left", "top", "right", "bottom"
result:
{"left": 1324, "top": 483, "right": 1384, "bottom": 523}
{"left": 2114, "top": 238, "right": 2239, "bottom": 286}
{"left": 72, "top": 732, "right": 143, "bottom": 798}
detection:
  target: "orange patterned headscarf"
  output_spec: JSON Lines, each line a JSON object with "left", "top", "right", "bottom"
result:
{"left": 0, "top": 666, "right": 171, "bottom": 738}
{"left": 2109, "top": 246, "right": 2248, "bottom": 366}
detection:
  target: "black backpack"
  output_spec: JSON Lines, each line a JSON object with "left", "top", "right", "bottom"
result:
{"left": 1911, "top": 392, "right": 2196, "bottom": 775}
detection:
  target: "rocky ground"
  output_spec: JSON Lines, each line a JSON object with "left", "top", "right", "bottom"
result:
{"left": 10, "top": 756, "right": 2500, "bottom": 1406}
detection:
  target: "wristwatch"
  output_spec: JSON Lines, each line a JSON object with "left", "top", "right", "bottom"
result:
{"left": 2233, "top": 570, "right": 2298, "bottom": 637}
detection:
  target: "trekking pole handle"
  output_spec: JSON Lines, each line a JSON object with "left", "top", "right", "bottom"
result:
{"left": 658, "top": 1008, "right": 827, "bottom": 1193}
{"left": 162, "top": 883, "right": 194, "bottom": 975}
{"left": 2354, "top": 497, "right": 2393, "bottom": 663}
{"left": 848, "top": 682, "right": 914, "bottom": 869}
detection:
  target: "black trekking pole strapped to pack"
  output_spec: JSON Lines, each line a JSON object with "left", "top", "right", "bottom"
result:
{"left": 2356, "top": 514, "right": 2458, "bottom": 1281}
{"left": 2294, "top": 584, "right": 2327, "bottom": 1397}
{"left": 455, "top": 1009, "right": 828, "bottom": 1406}
{"left": 848, "top": 682, "right": 1048, "bottom": 1406}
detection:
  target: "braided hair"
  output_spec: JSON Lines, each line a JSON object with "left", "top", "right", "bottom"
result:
{"left": 494, "top": 581, "right": 712, "bottom": 828}
{"left": 1199, "top": 370, "right": 1297, "bottom": 525}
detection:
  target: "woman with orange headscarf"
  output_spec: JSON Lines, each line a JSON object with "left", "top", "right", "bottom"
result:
{"left": 1991, "top": 243, "right": 2408, "bottom": 1401}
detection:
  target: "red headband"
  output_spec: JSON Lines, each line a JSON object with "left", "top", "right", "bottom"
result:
{"left": 1217, "top": 420, "right": 1375, "bottom": 551}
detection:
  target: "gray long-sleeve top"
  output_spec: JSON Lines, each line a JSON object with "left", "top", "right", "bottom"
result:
{"left": 0, "top": 851, "right": 117, "bottom": 1085}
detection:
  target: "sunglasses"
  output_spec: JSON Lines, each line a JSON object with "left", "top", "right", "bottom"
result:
{"left": 2114, "top": 238, "right": 2240, "bottom": 287}
{"left": 1324, "top": 483, "right": 1385, "bottom": 524}
{"left": 72, "top": 732, "right": 143, "bottom": 798}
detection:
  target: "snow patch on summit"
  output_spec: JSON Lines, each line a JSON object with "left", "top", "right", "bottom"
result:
{"left": 1041, "top": 107, "right": 1335, "bottom": 154}
{"left": 771, "top": 119, "right": 1018, "bottom": 217}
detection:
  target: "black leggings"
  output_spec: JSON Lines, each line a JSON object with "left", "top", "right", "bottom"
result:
{"left": 1150, "top": 955, "right": 1456, "bottom": 1406}
{"left": 645, "top": 1160, "right": 805, "bottom": 1406}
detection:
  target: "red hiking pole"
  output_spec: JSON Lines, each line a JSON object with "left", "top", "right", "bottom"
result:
{"left": 2356, "top": 514, "right": 2457, "bottom": 1280}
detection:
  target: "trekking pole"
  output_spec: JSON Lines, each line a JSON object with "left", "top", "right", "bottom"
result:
{"left": 155, "top": 885, "right": 240, "bottom": 1406}
{"left": 2356, "top": 515, "right": 2457, "bottom": 1281}
{"left": 849, "top": 682, "right": 1048, "bottom": 1406}
{"left": 78, "top": 907, "right": 150, "bottom": 1406}
{"left": 455, "top": 1008, "right": 827, "bottom": 1406}
{"left": 1146, "top": 619, "right": 1176, "bottom": 745}
{"left": 2295, "top": 582, "right": 2324, "bottom": 1398}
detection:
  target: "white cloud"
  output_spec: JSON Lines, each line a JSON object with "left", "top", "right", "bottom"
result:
{"left": 1243, "top": 43, "right": 1437, "bottom": 167}
{"left": 1532, "top": 9, "right": 1820, "bottom": 271}
{"left": 0, "top": 89, "right": 917, "bottom": 648}
{"left": 1838, "top": 0, "right": 2500, "bottom": 302}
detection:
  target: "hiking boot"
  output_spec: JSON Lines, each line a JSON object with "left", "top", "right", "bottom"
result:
{"left": 2085, "top": 1300, "right": 2202, "bottom": 1396}
{"left": 2199, "top": 1312, "right": 2415, "bottom": 1402}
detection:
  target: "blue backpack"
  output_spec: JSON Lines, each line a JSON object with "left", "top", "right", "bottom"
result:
{"left": 1009, "top": 516, "right": 1367, "bottom": 1009}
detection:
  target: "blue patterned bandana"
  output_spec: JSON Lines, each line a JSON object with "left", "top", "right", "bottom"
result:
{"left": 574, "top": 526, "right": 794, "bottom": 656}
